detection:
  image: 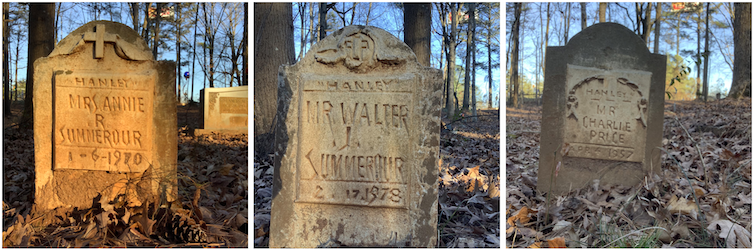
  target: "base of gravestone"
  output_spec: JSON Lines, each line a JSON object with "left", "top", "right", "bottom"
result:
{"left": 194, "top": 129, "right": 248, "bottom": 136}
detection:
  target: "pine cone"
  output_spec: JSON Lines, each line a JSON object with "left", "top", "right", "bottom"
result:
{"left": 157, "top": 207, "right": 208, "bottom": 243}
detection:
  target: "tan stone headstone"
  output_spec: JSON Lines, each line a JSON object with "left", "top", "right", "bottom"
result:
{"left": 195, "top": 85, "right": 248, "bottom": 135}
{"left": 34, "top": 21, "right": 177, "bottom": 210}
{"left": 539, "top": 23, "right": 666, "bottom": 194}
{"left": 270, "top": 25, "right": 442, "bottom": 247}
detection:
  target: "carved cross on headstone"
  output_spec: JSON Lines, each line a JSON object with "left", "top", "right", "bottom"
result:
{"left": 82, "top": 24, "right": 117, "bottom": 59}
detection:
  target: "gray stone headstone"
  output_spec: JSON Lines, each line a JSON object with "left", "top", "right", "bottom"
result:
{"left": 271, "top": 25, "right": 442, "bottom": 247}
{"left": 34, "top": 21, "right": 177, "bottom": 210}
{"left": 539, "top": 23, "right": 666, "bottom": 194}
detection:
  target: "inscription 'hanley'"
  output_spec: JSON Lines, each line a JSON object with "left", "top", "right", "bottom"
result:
{"left": 54, "top": 73, "right": 155, "bottom": 172}
{"left": 563, "top": 64, "right": 651, "bottom": 162}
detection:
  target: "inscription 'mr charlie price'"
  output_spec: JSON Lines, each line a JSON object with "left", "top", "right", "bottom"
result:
{"left": 55, "top": 73, "right": 154, "bottom": 172}
{"left": 564, "top": 64, "right": 651, "bottom": 162}
{"left": 297, "top": 75, "right": 415, "bottom": 209}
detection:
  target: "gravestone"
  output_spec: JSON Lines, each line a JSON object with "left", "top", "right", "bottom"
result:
{"left": 270, "top": 25, "right": 442, "bottom": 247}
{"left": 539, "top": 23, "right": 666, "bottom": 194}
{"left": 195, "top": 85, "right": 248, "bottom": 135}
{"left": 33, "top": 21, "right": 177, "bottom": 210}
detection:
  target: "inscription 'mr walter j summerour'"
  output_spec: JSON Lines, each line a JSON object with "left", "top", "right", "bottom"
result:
{"left": 295, "top": 74, "right": 416, "bottom": 209}
{"left": 54, "top": 72, "right": 155, "bottom": 172}
{"left": 564, "top": 64, "right": 652, "bottom": 162}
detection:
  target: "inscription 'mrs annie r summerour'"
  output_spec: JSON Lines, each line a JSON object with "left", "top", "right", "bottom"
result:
{"left": 296, "top": 74, "right": 414, "bottom": 209}
{"left": 564, "top": 64, "right": 652, "bottom": 162}
{"left": 54, "top": 73, "right": 154, "bottom": 172}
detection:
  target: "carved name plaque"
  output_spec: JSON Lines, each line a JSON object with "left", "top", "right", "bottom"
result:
{"left": 563, "top": 64, "right": 651, "bottom": 162}
{"left": 219, "top": 97, "right": 248, "bottom": 114}
{"left": 296, "top": 74, "right": 416, "bottom": 209}
{"left": 54, "top": 72, "right": 155, "bottom": 172}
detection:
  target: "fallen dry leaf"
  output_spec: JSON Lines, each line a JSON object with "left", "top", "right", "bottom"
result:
{"left": 547, "top": 237, "right": 566, "bottom": 248}
{"left": 507, "top": 206, "right": 536, "bottom": 226}
{"left": 667, "top": 195, "right": 699, "bottom": 220}
{"left": 707, "top": 219, "right": 753, "bottom": 248}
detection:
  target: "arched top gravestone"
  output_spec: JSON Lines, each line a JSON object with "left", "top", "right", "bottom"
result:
{"left": 539, "top": 23, "right": 666, "bottom": 194}
{"left": 33, "top": 21, "right": 176, "bottom": 211}
{"left": 48, "top": 20, "right": 153, "bottom": 60}
{"left": 271, "top": 25, "right": 442, "bottom": 247}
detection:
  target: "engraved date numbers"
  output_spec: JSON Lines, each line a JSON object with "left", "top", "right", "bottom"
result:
{"left": 346, "top": 186, "right": 402, "bottom": 204}
{"left": 89, "top": 149, "right": 144, "bottom": 167}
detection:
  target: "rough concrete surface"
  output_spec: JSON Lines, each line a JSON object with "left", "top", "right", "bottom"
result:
{"left": 270, "top": 25, "right": 442, "bottom": 247}
{"left": 34, "top": 21, "right": 176, "bottom": 211}
{"left": 539, "top": 22, "right": 666, "bottom": 194}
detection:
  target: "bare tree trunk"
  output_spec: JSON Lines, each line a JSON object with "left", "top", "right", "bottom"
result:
{"left": 599, "top": 3, "right": 606, "bottom": 22}
{"left": 191, "top": 3, "right": 198, "bottom": 102}
{"left": 54, "top": 3, "right": 60, "bottom": 44}
{"left": 22, "top": 3, "right": 55, "bottom": 130}
{"left": 487, "top": 3, "right": 496, "bottom": 109}
{"left": 563, "top": 3, "right": 570, "bottom": 45}
{"left": 253, "top": 3, "right": 295, "bottom": 143}
{"left": 141, "top": 3, "right": 150, "bottom": 43}
{"left": 542, "top": 2, "right": 550, "bottom": 90}
{"left": 403, "top": 3, "right": 431, "bottom": 67}
{"left": 438, "top": 3, "right": 447, "bottom": 108}
{"left": 3, "top": 3, "right": 10, "bottom": 117}
{"left": 130, "top": 3, "right": 139, "bottom": 31}
{"left": 581, "top": 2, "right": 587, "bottom": 30}
{"left": 365, "top": 2, "right": 373, "bottom": 25}
{"left": 319, "top": 2, "right": 328, "bottom": 41}
{"left": 462, "top": 3, "right": 475, "bottom": 111}
{"left": 243, "top": 2, "right": 248, "bottom": 86}
{"left": 205, "top": 3, "right": 215, "bottom": 88}
{"left": 226, "top": 3, "right": 240, "bottom": 86}
{"left": 637, "top": 3, "right": 652, "bottom": 44}
{"left": 309, "top": 3, "right": 315, "bottom": 48}
{"left": 654, "top": 3, "right": 661, "bottom": 53}
{"left": 298, "top": 3, "right": 306, "bottom": 61}
{"left": 472, "top": 41, "right": 477, "bottom": 118}
{"left": 13, "top": 36, "right": 20, "bottom": 102}
{"left": 447, "top": 3, "right": 457, "bottom": 118}
{"left": 511, "top": 3, "right": 521, "bottom": 108}
{"left": 728, "top": 3, "right": 751, "bottom": 99}
{"left": 202, "top": 3, "right": 207, "bottom": 89}
{"left": 486, "top": 36, "right": 492, "bottom": 109}
{"left": 696, "top": 11, "right": 701, "bottom": 97}
{"left": 702, "top": 3, "right": 710, "bottom": 102}
{"left": 153, "top": 3, "right": 164, "bottom": 58}
{"left": 176, "top": 3, "right": 181, "bottom": 102}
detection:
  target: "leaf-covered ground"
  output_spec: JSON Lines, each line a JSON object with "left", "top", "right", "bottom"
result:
{"left": 3, "top": 102, "right": 248, "bottom": 247}
{"left": 506, "top": 99, "right": 752, "bottom": 248}
{"left": 254, "top": 109, "right": 501, "bottom": 247}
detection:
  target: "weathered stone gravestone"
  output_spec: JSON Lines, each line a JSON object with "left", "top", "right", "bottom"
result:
{"left": 34, "top": 21, "right": 177, "bottom": 210}
{"left": 539, "top": 23, "right": 666, "bottom": 194}
{"left": 270, "top": 25, "right": 442, "bottom": 247}
{"left": 195, "top": 85, "right": 248, "bottom": 135}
